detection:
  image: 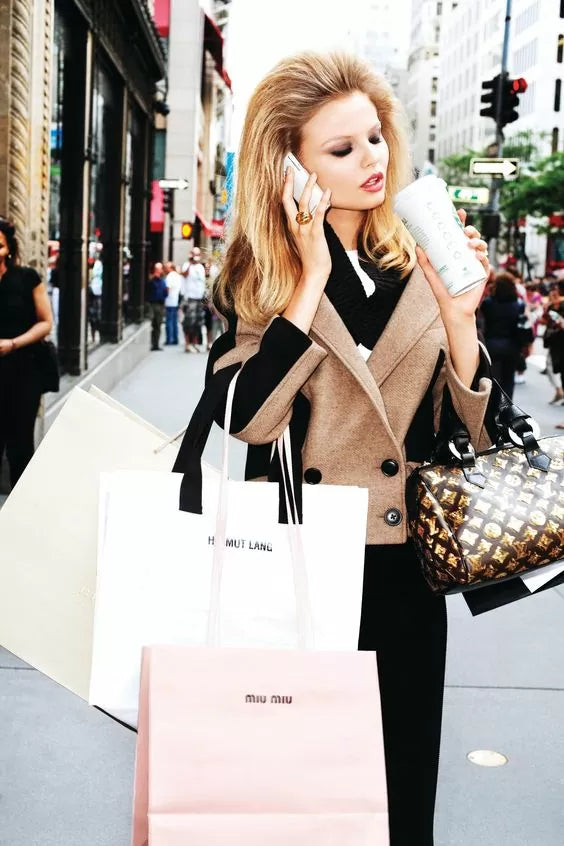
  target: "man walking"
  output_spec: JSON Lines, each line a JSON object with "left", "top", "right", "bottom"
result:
{"left": 180, "top": 247, "right": 206, "bottom": 352}
{"left": 146, "top": 262, "right": 168, "bottom": 351}
{"left": 164, "top": 261, "right": 183, "bottom": 345}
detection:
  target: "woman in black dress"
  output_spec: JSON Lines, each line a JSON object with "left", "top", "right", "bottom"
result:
{"left": 0, "top": 217, "right": 52, "bottom": 488}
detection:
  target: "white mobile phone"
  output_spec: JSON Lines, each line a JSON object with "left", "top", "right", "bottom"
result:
{"left": 283, "top": 152, "right": 325, "bottom": 213}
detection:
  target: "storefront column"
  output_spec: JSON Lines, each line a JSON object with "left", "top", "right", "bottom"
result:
{"left": 0, "top": 0, "right": 32, "bottom": 254}
{"left": 99, "top": 80, "right": 126, "bottom": 344}
{"left": 58, "top": 20, "right": 90, "bottom": 375}
{"left": 129, "top": 113, "right": 151, "bottom": 323}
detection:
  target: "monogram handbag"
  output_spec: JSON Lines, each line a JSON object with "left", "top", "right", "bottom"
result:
{"left": 406, "top": 379, "right": 564, "bottom": 605}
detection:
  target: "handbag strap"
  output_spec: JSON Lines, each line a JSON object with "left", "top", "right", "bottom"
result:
{"left": 171, "top": 362, "right": 241, "bottom": 513}
{"left": 435, "top": 368, "right": 549, "bottom": 473}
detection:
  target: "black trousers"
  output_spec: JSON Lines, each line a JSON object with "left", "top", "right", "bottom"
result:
{"left": 149, "top": 303, "right": 165, "bottom": 350}
{"left": 0, "top": 351, "right": 42, "bottom": 488}
{"left": 358, "top": 542, "right": 447, "bottom": 846}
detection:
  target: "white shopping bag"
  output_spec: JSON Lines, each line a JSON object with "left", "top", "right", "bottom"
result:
{"left": 90, "top": 373, "right": 369, "bottom": 728}
{"left": 0, "top": 387, "right": 214, "bottom": 699}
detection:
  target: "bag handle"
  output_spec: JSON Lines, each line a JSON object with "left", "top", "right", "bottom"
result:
{"left": 434, "top": 350, "right": 548, "bottom": 474}
{"left": 170, "top": 362, "right": 240, "bottom": 513}
{"left": 207, "top": 372, "right": 315, "bottom": 650}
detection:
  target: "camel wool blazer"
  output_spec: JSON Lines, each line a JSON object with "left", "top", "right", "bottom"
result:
{"left": 208, "top": 263, "right": 493, "bottom": 545}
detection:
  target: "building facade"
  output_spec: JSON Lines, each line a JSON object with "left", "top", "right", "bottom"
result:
{"left": 151, "top": 0, "right": 232, "bottom": 267}
{"left": 437, "top": 0, "right": 564, "bottom": 160}
{"left": 405, "top": 0, "right": 453, "bottom": 175}
{"left": 0, "top": 0, "right": 167, "bottom": 376}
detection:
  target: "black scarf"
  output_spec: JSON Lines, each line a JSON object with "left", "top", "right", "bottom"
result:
{"left": 323, "top": 221, "right": 410, "bottom": 350}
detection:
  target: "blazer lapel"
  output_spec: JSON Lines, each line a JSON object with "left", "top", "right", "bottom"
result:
{"left": 366, "top": 263, "right": 440, "bottom": 385}
{"left": 311, "top": 294, "right": 396, "bottom": 440}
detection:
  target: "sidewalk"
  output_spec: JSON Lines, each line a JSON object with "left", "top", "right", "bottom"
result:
{"left": 1, "top": 340, "right": 563, "bottom": 844}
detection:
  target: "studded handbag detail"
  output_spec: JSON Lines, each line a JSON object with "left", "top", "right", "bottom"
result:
{"left": 407, "top": 377, "right": 564, "bottom": 596}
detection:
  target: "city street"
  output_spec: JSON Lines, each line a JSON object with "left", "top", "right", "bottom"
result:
{"left": 1, "top": 337, "right": 563, "bottom": 845}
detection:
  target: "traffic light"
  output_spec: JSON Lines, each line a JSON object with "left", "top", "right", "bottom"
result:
{"left": 181, "top": 221, "right": 193, "bottom": 239}
{"left": 162, "top": 188, "right": 173, "bottom": 215}
{"left": 480, "top": 212, "right": 500, "bottom": 240}
{"left": 480, "top": 74, "right": 501, "bottom": 121}
{"left": 480, "top": 73, "right": 527, "bottom": 129}
{"left": 500, "top": 76, "right": 527, "bottom": 128}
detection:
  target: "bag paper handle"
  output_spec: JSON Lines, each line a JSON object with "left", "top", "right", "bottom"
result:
{"left": 207, "top": 372, "right": 315, "bottom": 650}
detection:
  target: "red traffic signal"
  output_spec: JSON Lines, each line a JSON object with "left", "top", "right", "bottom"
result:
{"left": 500, "top": 75, "right": 527, "bottom": 128}
{"left": 510, "top": 77, "right": 528, "bottom": 94}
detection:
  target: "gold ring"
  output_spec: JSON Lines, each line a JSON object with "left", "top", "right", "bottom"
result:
{"left": 296, "top": 210, "right": 313, "bottom": 225}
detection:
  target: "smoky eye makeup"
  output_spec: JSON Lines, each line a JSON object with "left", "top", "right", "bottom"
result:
{"left": 330, "top": 133, "right": 383, "bottom": 157}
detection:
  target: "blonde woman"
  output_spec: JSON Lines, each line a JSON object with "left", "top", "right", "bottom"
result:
{"left": 207, "top": 53, "right": 491, "bottom": 845}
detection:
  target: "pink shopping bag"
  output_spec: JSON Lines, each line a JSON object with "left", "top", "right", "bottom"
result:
{"left": 132, "top": 645, "right": 388, "bottom": 845}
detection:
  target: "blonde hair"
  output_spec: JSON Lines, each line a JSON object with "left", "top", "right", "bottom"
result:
{"left": 216, "top": 51, "right": 416, "bottom": 326}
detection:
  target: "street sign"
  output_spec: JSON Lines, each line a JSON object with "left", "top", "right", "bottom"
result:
{"left": 448, "top": 185, "right": 490, "bottom": 204}
{"left": 469, "top": 158, "right": 520, "bottom": 179}
{"left": 158, "top": 178, "right": 189, "bottom": 190}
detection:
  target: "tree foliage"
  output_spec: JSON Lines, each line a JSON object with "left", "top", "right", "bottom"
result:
{"left": 500, "top": 152, "right": 564, "bottom": 221}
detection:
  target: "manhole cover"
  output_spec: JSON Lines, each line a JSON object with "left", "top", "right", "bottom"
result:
{"left": 467, "top": 750, "right": 508, "bottom": 767}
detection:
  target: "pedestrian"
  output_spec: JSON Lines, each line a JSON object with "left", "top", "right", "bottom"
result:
{"left": 146, "top": 261, "right": 167, "bottom": 351}
{"left": 479, "top": 272, "right": 525, "bottom": 399}
{"left": 0, "top": 216, "right": 53, "bottom": 488}
{"left": 203, "top": 260, "right": 224, "bottom": 350}
{"left": 207, "top": 51, "right": 491, "bottom": 846}
{"left": 181, "top": 247, "right": 206, "bottom": 352}
{"left": 163, "top": 261, "right": 183, "bottom": 345}
{"left": 540, "top": 283, "right": 564, "bottom": 404}
{"left": 88, "top": 253, "right": 103, "bottom": 345}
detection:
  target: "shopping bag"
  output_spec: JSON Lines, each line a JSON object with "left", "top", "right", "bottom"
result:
{"left": 0, "top": 386, "right": 206, "bottom": 699}
{"left": 89, "top": 368, "right": 369, "bottom": 728}
{"left": 132, "top": 645, "right": 389, "bottom": 846}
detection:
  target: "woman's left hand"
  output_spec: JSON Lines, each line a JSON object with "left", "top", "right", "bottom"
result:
{"left": 416, "top": 208, "right": 490, "bottom": 324}
{"left": 0, "top": 339, "right": 14, "bottom": 356}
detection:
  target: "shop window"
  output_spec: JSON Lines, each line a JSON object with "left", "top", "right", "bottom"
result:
{"left": 88, "top": 60, "right": 121, "bottom": 346}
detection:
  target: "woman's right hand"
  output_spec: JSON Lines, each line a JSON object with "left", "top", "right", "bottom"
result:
{"left": 282, "top": 168, "right": 332, "bottom": 284}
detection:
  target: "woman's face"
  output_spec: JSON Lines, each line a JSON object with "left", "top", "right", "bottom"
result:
{"left": 298, "top": 92, "right": 390, "bottom": 213}
{"left": 0, "top": 232, "right": 9, "bottom": 266}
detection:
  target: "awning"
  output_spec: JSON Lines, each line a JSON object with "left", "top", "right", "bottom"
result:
{"left": 195, "top": 210, "right": 224, "bottom": 239}
{"left": 204, "top": 13, "right": 232, "bottom": 91}
{"left": 150, "top": 180, "right": 165, "bottom": 234}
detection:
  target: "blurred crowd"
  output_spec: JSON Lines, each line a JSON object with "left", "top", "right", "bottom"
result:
{"left": 145, "top": 247, "right": 224, "bottom": 354}
{"left": 477, "top": 268, "right": 564, "bottom": 419}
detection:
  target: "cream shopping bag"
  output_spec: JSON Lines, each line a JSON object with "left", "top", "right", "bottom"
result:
{"left": 0, "top": 386, "right": 216, "bottom": 699}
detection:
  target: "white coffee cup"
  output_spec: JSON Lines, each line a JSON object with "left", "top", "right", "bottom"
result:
{"left": 393, "top": 175, "right": 487, "bottom": 297}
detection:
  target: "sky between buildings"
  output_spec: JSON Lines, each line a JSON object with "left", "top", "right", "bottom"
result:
{"left": 225, "top": 0, "right": 413, "bottom": 151}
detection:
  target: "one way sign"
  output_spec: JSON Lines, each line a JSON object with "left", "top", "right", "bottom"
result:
{"left": 470, "top": 158, "right": 520, "bottom": 179}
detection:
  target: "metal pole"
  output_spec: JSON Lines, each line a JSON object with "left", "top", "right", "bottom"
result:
{"left": 489, "top": 0, "right": 512, "bottom": 263}
{"left": 167, "top": 190, "right": 175, "bottom": 263}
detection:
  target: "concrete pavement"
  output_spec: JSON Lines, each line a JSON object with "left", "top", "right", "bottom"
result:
{"left": 1, "top": 336, "right": 563, "bottom": 844}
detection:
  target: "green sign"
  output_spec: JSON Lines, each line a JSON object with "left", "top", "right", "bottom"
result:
{"left": 448, "top": 185, "right": 490, "bottom": 204}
